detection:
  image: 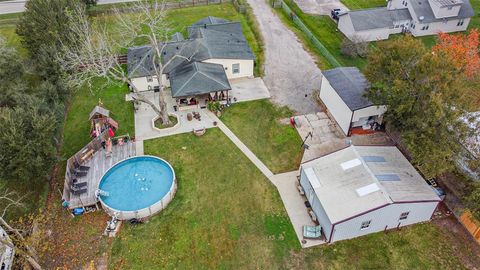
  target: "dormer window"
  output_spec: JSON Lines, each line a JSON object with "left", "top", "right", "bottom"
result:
{"left": 147, "top": 76, "right": 153, "bottom": 82}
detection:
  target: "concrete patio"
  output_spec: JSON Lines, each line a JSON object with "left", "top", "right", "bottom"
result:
{"left": 229, "top": 77, "right": 271, "bottom": 102}
{"left": 270, "top": 171, "right": 327, "bottom": 248}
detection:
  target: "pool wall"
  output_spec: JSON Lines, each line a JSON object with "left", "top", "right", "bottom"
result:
{"left": 98, "top": 155, "right": 177, "bottom": 220}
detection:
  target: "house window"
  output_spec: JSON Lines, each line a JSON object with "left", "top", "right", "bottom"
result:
{"left": 399, "top": 211, "right": 410, "bottom": 221}
{"left": 447, "top": 6, "right": 452, "bottom": 10}
{"left": 360, "top": 220, "right": 371, "bottom": 230}
{"left": 422, "top": 25, "right": 429, "bottom": 30}
{"left": 232, "top": 63, "right": 240, "bottom": 74}
{"left": 148, "top": 85, "right": 152, "bottom": 91}
{"left": 147, "top": 76, "right": 153, "bottom": 82}
{"left": 457, "top": 19, "right": 464, "bottom": 26}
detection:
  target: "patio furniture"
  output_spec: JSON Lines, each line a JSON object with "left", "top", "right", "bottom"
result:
{"left": 193, "top": 128, "right": 206, "bottom": 137}
{"left": 187, "top": 113, "right": 193, "bottom": 121}
{"left": 72, "top": 188, "right": 87, "bottom": 196}
{"left": 77, "top": 165, "right": 90, "bottom": 172}
{"left": 303, "top": 225, "right": 322, "bottom": 239}
{"left": 71, "top": 182, "right": 87, "bottom": 190}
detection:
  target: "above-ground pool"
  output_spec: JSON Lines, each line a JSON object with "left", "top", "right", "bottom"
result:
{"left": 98, "top": 155, "right": 176, "bottom": 220}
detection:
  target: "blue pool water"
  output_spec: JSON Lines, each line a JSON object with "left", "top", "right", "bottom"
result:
{"left": 98, "top": 156, "right": 174, "bottom": 211}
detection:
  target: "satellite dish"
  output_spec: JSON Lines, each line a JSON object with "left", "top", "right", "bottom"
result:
{"left": 419, "top": 16, "right": 425, "bottom": 21}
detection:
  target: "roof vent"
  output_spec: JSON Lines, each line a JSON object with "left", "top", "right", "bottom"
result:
{"left": 419, "top": 16, "right": 425, "bottom": 21}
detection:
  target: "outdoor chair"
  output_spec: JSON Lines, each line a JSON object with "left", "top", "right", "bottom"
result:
{"left": 71, "top": 182, "right": 87, "bottom": 190}
{"left": 303, "top": 225, "right": 322, "bottom": 239}
{"left": 72, "top": 188, "right": 87, "bottom": 196}
{"left": 77, "top": 165, "right": 90, "bottom": 172}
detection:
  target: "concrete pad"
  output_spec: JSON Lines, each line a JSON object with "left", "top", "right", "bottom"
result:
{"left": 294, "top": 0, "right": 349, "bottom": 15}
{"left": 131, "top": 90, "right": 216, "bottom": 141}
{"left": 270, "top": 171, "right": 327, "bottom": 248}
{"left": 229, "top": 77, "right": 271, "bottom": 103}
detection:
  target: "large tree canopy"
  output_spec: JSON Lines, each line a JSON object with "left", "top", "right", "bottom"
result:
{"left": 365, "top": 36, "right": 474, "bottom": 178}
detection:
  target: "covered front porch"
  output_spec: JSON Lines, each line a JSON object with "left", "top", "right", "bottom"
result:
{"left": 175, "top": 90, "right": 230, "bottom": 111}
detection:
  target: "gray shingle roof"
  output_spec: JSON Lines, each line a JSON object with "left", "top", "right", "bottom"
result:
{"left": 171, "top": 32, "right": 184, "bottom": 42}
{"left": 410, "top": 0, "right": 474, "bottom": 23}
{"left": 127, "top": 17, "right": 254, "bottom": 79}
{"left": 192, "top": 16, "right": 230, "bottom": 26}
{"left": 322, "top": 67, "right": 373, "bottom": 111}
{"left": 344, "top": 7, "right": 412, "bottom": 32}
{"left": 430, "top": 0, "right": 463, "bottom": 7}
{"left": 169, "top": 62, "right": 231, "bottom": 98}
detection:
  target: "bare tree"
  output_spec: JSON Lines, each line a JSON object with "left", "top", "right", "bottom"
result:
{"left": 341, "top": 36, "right": 369, "bottom": 58}
{"left": 59, "top": 0, "right": 198, "bottom": 125}
{"left": 0, "top": 186, "right": 42, "bottom": 269}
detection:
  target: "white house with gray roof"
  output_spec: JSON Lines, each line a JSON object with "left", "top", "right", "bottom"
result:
{"left": 338, "top": 0, "right": 474, "bottom": 42}
{"left": 127, "top": 16, "right": 255, "bottom": 109}
{"left": 320, "top": 67, "right": 387, "bottom": 136}
{"left": 299, "top": 145, "right": 440, "bottom": 243}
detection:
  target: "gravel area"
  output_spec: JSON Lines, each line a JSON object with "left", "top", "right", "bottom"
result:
{"left": 294, "top": 0, "right": 348, "bottom": 15}
{"left": 246, "top": 0, "right": 323, "bottom": 114}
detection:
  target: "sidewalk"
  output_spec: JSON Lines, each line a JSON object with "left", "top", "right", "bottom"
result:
{"left": 207, "top": 111, "right": 274, "bottom": 179}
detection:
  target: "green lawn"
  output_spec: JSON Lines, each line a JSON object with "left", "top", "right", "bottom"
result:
{"left": 275, "top": 0, "right": 367, "bottom": 70}
{"left": 61, "top": 79, "right": 134, "bottom": 158}
{"left": 109, "top": 129, "right": 479, "bottom": 269}
{"left": 340, "top": 0, "right": 386, "bottom": 9}
{"left": 220, "top": 99, "right": 303, "bottom": 174}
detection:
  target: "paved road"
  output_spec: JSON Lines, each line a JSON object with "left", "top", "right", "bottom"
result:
{"left": 245, "top": 0, "right": 322, "bottom": 114}
{"left": 0, "top": 0, "right": 139, "bottom": 14}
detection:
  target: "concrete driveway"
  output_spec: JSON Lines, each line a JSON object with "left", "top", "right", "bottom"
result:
{"left": 294, "top": 0, "right": 349, "bottom": 15}
{"left": 246, "top": 0, "right": 322, "bottom": 114}
{"left": 229, "top": 77, "right": 271, "bottom": 103}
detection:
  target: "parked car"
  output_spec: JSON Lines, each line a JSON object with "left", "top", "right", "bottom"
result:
{"left": 331, "top": 8, "right": 342, "bottom": 20}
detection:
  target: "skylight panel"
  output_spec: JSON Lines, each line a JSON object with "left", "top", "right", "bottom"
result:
{"left": 305, "top": 167, "right": 321, "bottom": 189}
{"left": 356, "top": 183, "right": 380, "bottom": 197}
{"left": 341, "top": 158, "right": 362, "bottom": 171}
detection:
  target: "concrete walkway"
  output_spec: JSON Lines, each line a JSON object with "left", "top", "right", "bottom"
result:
{"left": 271, "top": 171, "right": 327, "bottom": 247}
{"left": 207, "top": 111, "right": 274, "bottom": 179}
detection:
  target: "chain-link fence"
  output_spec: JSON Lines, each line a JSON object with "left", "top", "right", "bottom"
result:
{"left": 280, "top": 1, "right": 341, "bottom": 68}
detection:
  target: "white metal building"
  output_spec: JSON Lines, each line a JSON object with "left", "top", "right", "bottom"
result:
{"left": 0, "top": 225, "right": 14, "bottom": 270}
{"left": 299, "top": 145, "right": 440, "bottom": 243}
{"left": 320, "top": 67, "right": 387, "bottom": 136}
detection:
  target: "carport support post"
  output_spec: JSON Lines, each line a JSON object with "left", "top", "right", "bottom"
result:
{"left": 300, "top": 132, "right": 313, "bottom": 148}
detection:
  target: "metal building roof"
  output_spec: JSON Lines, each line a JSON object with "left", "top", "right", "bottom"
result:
{"left": 410, "top": 0, "right": 474, "bottom": 23}
{"left": 301, "top": 146, "right": 440, "bottom": 223}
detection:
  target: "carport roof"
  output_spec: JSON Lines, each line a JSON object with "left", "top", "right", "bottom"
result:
{"left": 301, "top": 146, "right": 440, "bottom": 223}
{"left": 322, "top": 67, "right": 373, "bottom": 111}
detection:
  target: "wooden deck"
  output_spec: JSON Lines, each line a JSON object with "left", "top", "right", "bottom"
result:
{"left": 66, "top": 141, "right": 136, "bottom": 209}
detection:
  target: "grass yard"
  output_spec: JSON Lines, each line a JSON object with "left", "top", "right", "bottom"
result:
{"left": 275, "top": 0, "right": 368, "bottom": 70}
{"left": 61, "top": 79, "right": 134, "bottom": 158}
{"left": 220, "top": 99, "right": 303, "bottom": 174}
{"left": 108, "top": 129, "right": 479, "bottom": 269}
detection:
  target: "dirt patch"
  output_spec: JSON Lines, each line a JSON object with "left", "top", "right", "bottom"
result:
{"left": 433, "top": 216, "right": 480, "bottom": 270}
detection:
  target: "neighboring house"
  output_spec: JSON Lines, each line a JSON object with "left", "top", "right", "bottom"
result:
{"left": 338, "top": 0, "right": 474, "bottom": 42}
{"left": 299, "top": 145, "right": 440, "bottom": 243}
{"left": 127, "top": 16, "right": 255, "bottom": 109}
{"left": 0, "top": 226, "right": 14, "bottom": 270}
{"left": 319, "top": 67, "right": 387, "bottom": 136}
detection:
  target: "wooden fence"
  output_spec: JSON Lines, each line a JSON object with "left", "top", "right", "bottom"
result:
{"left": 460, "top": 211, "right": 480, "bottom": 243}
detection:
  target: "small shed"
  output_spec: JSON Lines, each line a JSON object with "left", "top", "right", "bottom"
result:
{"left": 89, "top": 106, "right": 110, "bottom": 121}
{"left": 320, "top": 67, "right": 387, "bottom": 136}
{"left": 299, "top": 145, "right": 440, "bottom": 243}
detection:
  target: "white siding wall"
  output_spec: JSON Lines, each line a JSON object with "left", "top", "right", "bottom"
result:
{"left": 202, "top": 59, "right": 254, "bottom": 79}
{"left": 352, "top": 105, "right": 387, "bottom": 123}
{"left": 331, "top": 201, "right": 438, "bottom": 242}
{"left": 320, "top": 77, "right": 353, "bottom": 135}
{"left": 131, "top": 75, "right": 170, "bottom": 92}
{"left": 428, "top": 1, "right": 461, "bottom": 18}
{"left": 338, "top": 14, "right": 391, "bottom": 42}
{"left": 299, "top": 168, "right": 334, "bottom": 238}
{"left": 411, "top": 18, "right": 470, "bottom": 36}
